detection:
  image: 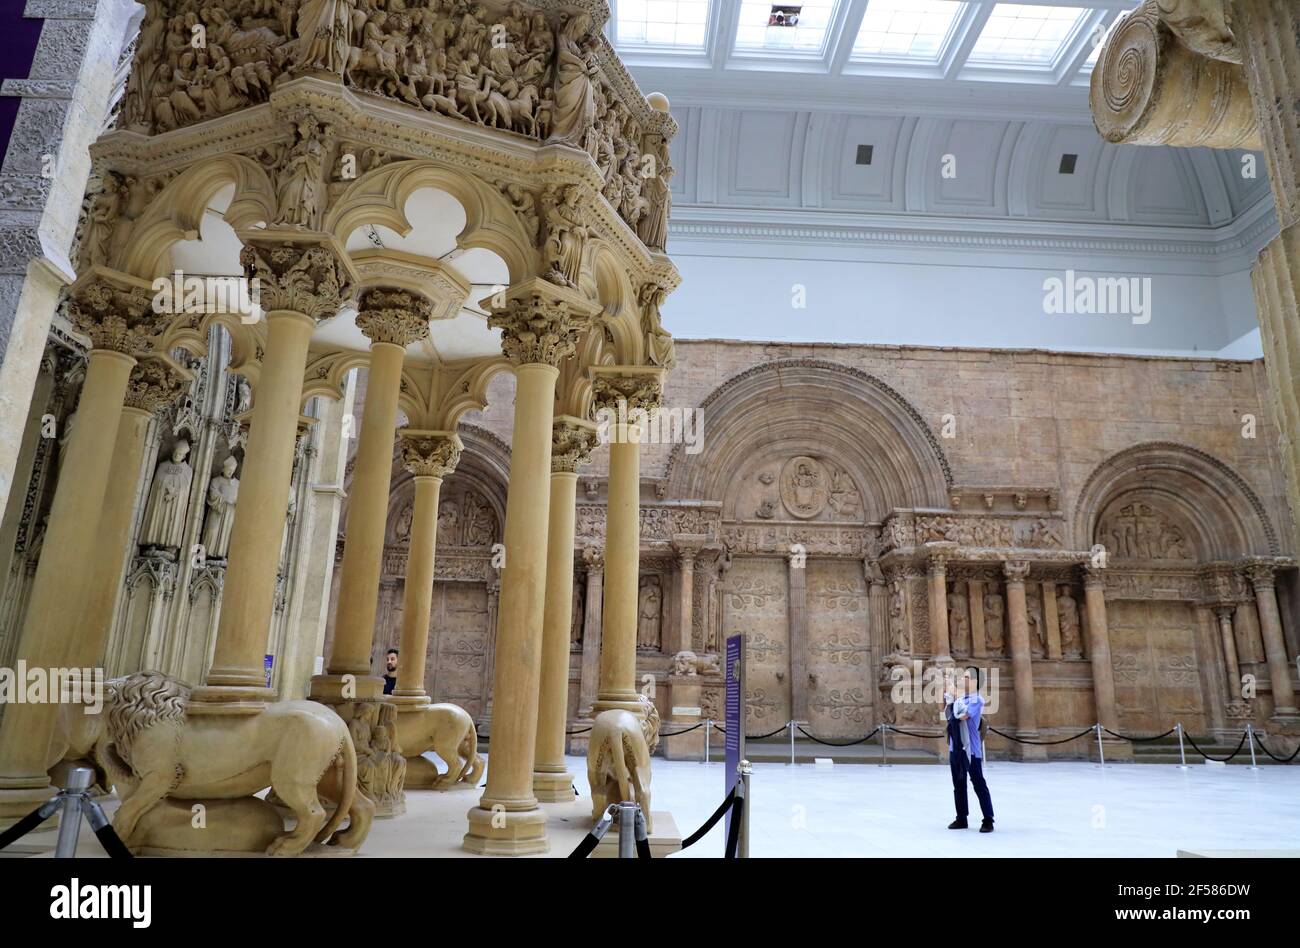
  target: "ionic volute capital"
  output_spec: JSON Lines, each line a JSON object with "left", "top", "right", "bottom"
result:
{"left": 356, "top": 287, "right": 432, "bottom": 347}
{"left": 551, "top": 415, "right": 599, "bottom": 474}
{"left": 124, "top": 355, "right": 192, "bottom": 413}
{"left": 239, "top": 238, "right": 352, "bottom": 324}
{"left": 399, "top": 429, "right": 462, "bottom": 479}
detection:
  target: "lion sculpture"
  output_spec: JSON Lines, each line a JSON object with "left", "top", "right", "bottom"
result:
{"left": 671, "top": 649, "right": 721, "bottom": 677}
{"left": 587, "top": 694, "right": 661, "bottom": 833}
{"left": 62, "top": 671, "right": 374, "bottom": 856}
{"left": 393, "top": 702, "right": 484, "bottom": 789}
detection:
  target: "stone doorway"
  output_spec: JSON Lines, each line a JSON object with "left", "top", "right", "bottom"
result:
{"left": 1108, "top": 599, "right": 1208, "bottom": 735}
{"left": 805, "top": 559, "right": 874, "bottom": 738}
{"left": 427, "top": 580, "right": 491, "bottom": 720}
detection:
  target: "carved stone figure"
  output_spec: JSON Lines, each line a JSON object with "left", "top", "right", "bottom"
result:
{"left": 1099, "top": 502, "right": 1193, "bottom": 560}
{"left": 888, "top": 578, "right": 908, "bottom": 657}
{"left": 672, "top": 649, "right": 721, "bottom": 676}
{"left": 541, "top": 185, "right": 587, "bottom": 288}
{"left": 1026, "top": 586, "right": 1045, "bottom": 657}
{"left": 637, "top": 576, "right": 662, "bottom": 650}
{"left": 293, "top": 0, "right": 359, "bottom": 76}
{"left": 949, "top": 586, "right": 970, "bottom": 656}
{"left": 64, "top": 671, "right": 373, "bottom": 855}
{"left": 392, "top": 702, "right": 485, "bottom": 790}
{"left": 548, "top": 12, "right": 598, "bottom": 148}
{"left": 781, "top": 456, "right": 829, "bottom": 519}
{"left": 200, "top": 454, "right": 240, "bottom": 559}
{"left": 275, "top": 118, "right": 326, "bottom": 227}
{"left": 983, "top": 590, "right": 1005, "bottom": 654}
{"left": 140, "top": 439, "right": 194, "bottom": 551}
{"left": 637, "top": 129, "right": 672, "bottom": 250}
{"left": 587, "top": 694, "right": 659, "bottom": 832}
{"left": 1057, "top": 586, "right": 1082, "bottom": 658}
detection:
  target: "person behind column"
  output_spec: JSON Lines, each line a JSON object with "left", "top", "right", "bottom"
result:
{"left": 383, "top": 648, "right": 399, "bottom": 695}
{"left": 945, "top": 667, "right": 994, "bottom": 833}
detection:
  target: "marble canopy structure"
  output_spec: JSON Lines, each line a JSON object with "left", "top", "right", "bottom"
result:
{"left": 0, "top": 0, "right": 679, "bottom": 855}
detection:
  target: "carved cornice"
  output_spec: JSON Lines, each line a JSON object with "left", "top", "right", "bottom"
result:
{"left": 240, "top": 239, "right": 352, "bottom": 323}
{"left": 398, "top": 429, "right": 463, "bottom": 479}
{"left": 123, "top": 356, "right": 192, "bottom": 413}
{"left": 551, "top": 415, "right": 599, "bottom": 474}
{"left": 356, "top": 287, "right": 432, "bottom": 347}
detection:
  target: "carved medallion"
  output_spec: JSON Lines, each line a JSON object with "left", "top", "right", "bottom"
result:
{"left": 780, "top": 456, "right": 829, "bottom": 519}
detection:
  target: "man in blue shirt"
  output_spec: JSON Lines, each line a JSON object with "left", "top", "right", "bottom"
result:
{"left": 945, "top": 667, "right": 994, "bottom": 833}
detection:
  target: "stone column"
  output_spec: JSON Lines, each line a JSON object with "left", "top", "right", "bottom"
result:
{"left": 0, "top": 274, "right": 164, "bottom": 825}
{"left": 464, "top": 281, "right": 592, "bottom": 855}
{"left": 928, "top": 551, "right": 952, "bottom": 663}
{"left": 1214, "top": 605, "right": 1247, "bottom": 715}
{"left": 591, "top": 366, "right": 664, "bottom": 717}
{"left": 670, "top": 535, "right": 706, "bottom": 656}
{"left": 788, "top": 548, "right": 809, "bottom": 722}
{"left": 1082, "top": 566, "right": 1121, "bottom": 731}
{"left": 1246, "top": 562, "right": 1299, "bottom": 719}
{"left": 196, "top": 240, "right": 350, "bottom": 710}
{"left": 533, "top": 416, "right": 598, "bottom": 802}
{"left": 1042, "top": 580, "right": 1062, "bottom": 660}
{"left": 1003, "top": 561, "right": 1045, "bottom": 758}
{"left": 967, "top": 579, "right": 987, "bottom": 658}
{"left": 314, "top": 289, "right": 431, "bottom": 700}
{"left": 576, "top": 548, "right": 604, "bottom": 719}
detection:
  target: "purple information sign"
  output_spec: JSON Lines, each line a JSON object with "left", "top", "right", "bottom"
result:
{"left": 264, "top": 654, "right": 274, "bottom": 688}
{"left": 724, "top": 633, "right": 743, "bottom": 842}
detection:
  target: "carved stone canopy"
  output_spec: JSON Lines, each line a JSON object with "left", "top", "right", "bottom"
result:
{"left": 123, "top": 355, "right": 193, "bottom": 413}
{"left": 239, "top": 236, "right": 354, "bottom": 324}
{"left": 485, "top": 279, "right": 598, "bottom": 367}
{"left": 68, "top": 269, "right": 168, "bottom": 355}
{"left": 399, "top": 429, "right": 463, "bottom": 479}
{"left": 356, "top": 287, "right": 433, "bottom": 347}
{"left": 551, "top": 415, "right": 599, "bottom": 474}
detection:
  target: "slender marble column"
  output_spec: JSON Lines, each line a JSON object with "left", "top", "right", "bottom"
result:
{"left": 465, "top": 282, "right": 592, "bottom": 855}
{"left": 316, "top": 289, "right": 431, "bottom": 698}
{"left": 0, "top": 274, "right": 163, "bottom": 825}
{"left": 1246, "top": 562, "right": 1299, "bottom": 718}
{"left": 533, "top": 417, "right": 597, "bottom": 802}
{"left": 670, "top": 535, "right": 706, "bottom": 655}
{"left": 1214, "top": 605, "right": 1246, "bottom": 713}
{"left": 1003, "top": 561, "right": 1044, "bottom": 757}
{"left": 968, "top": 579, "right": 987, "bottom": 658}
{"left": 928, "top": 552, "right": 951, "bottom": 663}
{"left": 1082, "top": 566, "right": 1120, "bottom": 732}
{"left": 576, "top": 548, "right": 604, "bottom": 718}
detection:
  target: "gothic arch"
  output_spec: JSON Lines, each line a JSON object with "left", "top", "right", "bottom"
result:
{"left": 1072, "top": 441, "right": 1280, "bottom": 560}
{"left": 666, "top": 359, "right": 952, "bottom": 518}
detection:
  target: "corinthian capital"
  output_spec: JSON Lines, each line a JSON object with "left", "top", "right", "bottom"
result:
{"left": 591, "top": 365, "right": 665, "bottom": 415}
{"left": 69, "top": 272, "right": 167, "bottom": 355}
{"left": 1003, "top": 560, "right": 1031, "bottom": 583}
{"left": 485, "top": 279, "right": 599, "bottom": 367}
{"left": 356, "top": 288, "right": 433, "bottom": 347}
{"left": 551, "top": 415, "right": 599, "bottom": 473}
{"left": 123, "top": 356, "right": 192, "bottom": 412}
{"left": 399, "top": 429, "right": 462, "bottom": 479}
{"left": 240, "top": 238, "right": 352, "bottom": 323}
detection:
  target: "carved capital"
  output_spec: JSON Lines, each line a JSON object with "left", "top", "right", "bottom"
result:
{"left": 356, "top": 288, "right": 433, "bottom": 347}
{"left": 399, "top": 429, "right": 462, "bottom": 479}
{"left": 591, "top": 366, "right": 664, "bottom": 415}
{"left": 123, "top": 356, "right": 191, "bottom": 412}
{"left": 486, "top": 284, "right": 593, "bottom": 367}
{"left": 582, "top": 546, "right": 604, "bottom": 572}
{"left": 1082, "top": 565, "right": 1107, "bottom": 590}
{"left": 551, "top": 416, "right": 599, "bottom": 473}
{"left": 1245, "top": 561, "right": 1277, "bottom": 591}
{"left": 240, "top": 240, "right": 351, "bottom": 324}
{"left": 928, "top": 552, "right": 949, "bottom": 575}
{"left": 68, "top": 275, "right": 166, "bottom": 355}
{"left": 1003, "top": 561, "right": 1031, "bottom": 584}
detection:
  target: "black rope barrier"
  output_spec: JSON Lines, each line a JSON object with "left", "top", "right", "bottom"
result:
{"left": 659, "top": 721, "right": 708, "bottom": 737}
{"left": 678, "top": 788, "right": 737, "bottom": 850}
{"left": 1185, "top": 731, "right": 1248, "bottom": 763}
{"left": 1101, "top": 726, "right": 1177, "bottom": 743}
{"left": 567, "top": 829, "right": 602, "bottom": 859}
{"left": 746, "top": 723, "right": 791, "bottom": 740}
{"left": 885, "top": 725, "right": 938, "bottom": 738}
{"left": 1251, "top": 732, "right": 1300, "bottom": 764}
{"left": 724, "top": 795, "right": 744, "bottom": 859}
{"left": 0, "top": 807, "right": 51, "bottom": 851}
{"left": 565, "top": 726, "right": 593, "bottom": 736}
{"left": 988, "top": 725, "right": 1096, "bottom": 746}
{"left": 794, "top": 724, "right": 881, "bottom": 747}
{"left": 636, "top": 834, "right": 652, "bottom": 860}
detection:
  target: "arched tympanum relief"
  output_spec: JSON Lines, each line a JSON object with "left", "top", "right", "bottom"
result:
{"left": 738, "top": 453, "right": 865, "bottom": 523}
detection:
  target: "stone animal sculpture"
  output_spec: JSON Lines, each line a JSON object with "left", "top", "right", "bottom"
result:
{"left": 587, "top": 694, "right": 660, "bottom": 833}
{"left": 671, "top": 649, "right": 721, "bottom": 677}
{"left": 63, "top": 671, "right": 374, "bottom": 855}
{"left": 392, "top": 702, "right": 485, "bottom": 789}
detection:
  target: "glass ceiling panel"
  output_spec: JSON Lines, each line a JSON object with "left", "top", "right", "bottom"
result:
{"left": 616, "top": 0, "right": 712, "bottom": 50}
{"left": 967, "top": 2, "right": 1089, "bottom": 67}
{"left": 851, "top": 0, "right": 966, "bottom": 62}
{"left": 734, "top": 0, "right": 840, "bottom": 55}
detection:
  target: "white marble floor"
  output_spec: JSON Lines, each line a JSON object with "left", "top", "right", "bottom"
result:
{"left": 656, "top": 757, "right": 1300, "bottom": 858}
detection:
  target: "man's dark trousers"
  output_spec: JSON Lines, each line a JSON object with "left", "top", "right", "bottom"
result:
{"left": 950, "top": 746, "right": 994, "bottom": 823}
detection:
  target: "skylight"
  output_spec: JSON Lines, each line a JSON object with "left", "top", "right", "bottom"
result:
{"left": 734, "top": 0, "right": 839, "bottom": 55}
{"left": 616, "top": 0, "right": 712, "bottom": 50}
{"left": 851, "top": 0, "right": 966, "bottom": 62}
{"left": 967, "top": 3, "right": 1089, "bottom": 67}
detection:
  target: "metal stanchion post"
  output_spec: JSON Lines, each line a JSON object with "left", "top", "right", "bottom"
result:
{"left": 1246, "top": 723, "right": 1258, "bottom": 770}
{"left": 617, "top": 802, "right": 636, "bottom": 859}
{"left": 1094, "top": 722, "right": 1105, "bottom": 767}
{"left": 53, "top": 769, "right": 93, "bottom": 858}
{"left": 704, "top": 719, "right": 712, "bottom": 764}
{"left": 1176, "top": 721, "right": 1188, "bottom": 770}
{"left": 880, "top": 723, "right": 891, "bottom": 768}
{"left": 738, "top": 759, "right": 752, "bottom": 859}
{"left": 789, "top": 719, "right": 795, "bottom": 766}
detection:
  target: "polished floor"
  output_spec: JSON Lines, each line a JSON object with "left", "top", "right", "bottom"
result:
{"left": 11, "top": 754, "right": 1299, "bottom": 858}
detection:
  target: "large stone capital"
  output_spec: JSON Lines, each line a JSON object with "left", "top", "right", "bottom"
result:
{"left": 240, "top": 237, "right": 352, "bottom": 324}
{"left": 582, "top": 545, "right": 604, "bottom": 572}
{"left": 551, "top": 415, "right": 599, "bottom": 474}
{"left": 356, "top": 287, "right": 433, "bottom": 347}
{"left": 485, "top": 279, "right": 598, "bottom": 367}
{"left": 1003, "top": 560, "right": 1031, "bottom": 584}
{"left": 123, "top": 355, "right": 192, "bottom": 413}
{"left": 1244, "top": 560, "right": 1277, "bottom": 591}
{"left": 590, "top": 365, "right": 665, "bottom": 416}
{"left": 399, "top": 429, "right": 462, "bottom": 479}
{"left": 1082, "top": 565, "right": 1108, "bottom": 590}
{"left": 68, "top": 270, "right": 167, "bottom": 355}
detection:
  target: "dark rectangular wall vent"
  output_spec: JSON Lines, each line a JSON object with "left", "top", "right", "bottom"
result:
{"left": 1059, "top": 153, "right": 1079, "bottom": 175}
{"left": 856, "top": 144, "right": 874, "bottom": 166}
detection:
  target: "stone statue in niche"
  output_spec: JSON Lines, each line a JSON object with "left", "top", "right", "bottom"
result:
{"left": 571, "top": 576, "right": 585, "bottom": 647}
{"left": 637, "top": 576, "right": 662, "bottom": 650}
{"left": 780, "top": 456, "right": 829, "bottom": 519}
{"left": 201, "top": 455, "right": 240, "bottom": 560}
{"left": 637, "top": 128, "right": 672, "bottom": 251}
{"left": 1057, "top": 586, "right": 1082, "bottom": 658}
{"left": 540, "top": 185, "right": 588, "bottom": 288}
{"left": 394, "top": 501, "right": 414, "bottom": 543}
{"left": 983, "top": 589, "right": 1005, "bottom": 655}
{"left": 547, "top": 11, "right": 599, "bottom": 148}
{"left": 235, "top": 376, "right": 252, "bottom": 414}
{"left": 948, "top": 585, "right": 970, "bottom": 656}
{"left": 1026, "top": 586, "right": 1045, "bottom": 657}
{"left": 140, "top": 439, "right": 194, "bottom": 552}
{"left": 275, "top": 118, "right": 326, "bottom": 227}
{"left": 887, "top": 578, "right": 908, "bottom": 657}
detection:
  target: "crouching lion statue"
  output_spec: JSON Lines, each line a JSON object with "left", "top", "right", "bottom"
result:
{"left": 392, "top": 702, "right": 485, "bottom": 789}
{"left": 587, "top": 694, "right": 661, "bottom": 833}
{"left": 62, "top": 671, "right": 374, "bottom": 856}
